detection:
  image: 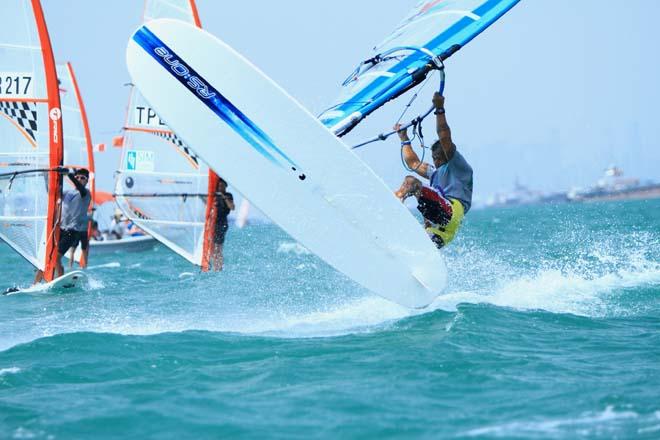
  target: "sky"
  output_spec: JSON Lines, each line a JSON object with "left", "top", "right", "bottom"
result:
{"left": 41, "top": 0, "right": 660, "bottom": 206}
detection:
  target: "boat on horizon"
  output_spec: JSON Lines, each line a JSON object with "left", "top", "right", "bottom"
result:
{"left": 567, "top": 165, "right": 660, "bottom": 202}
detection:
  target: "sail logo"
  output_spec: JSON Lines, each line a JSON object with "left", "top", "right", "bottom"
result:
{"left": 49, "top": 108, "right": 61, "bottom": 121}
{"left": 153, "top": 47, "right": 216, "bottom": 100}
{"left": 126, "top": 150, "right": 155, "bottom": 172}
{"left": 49, "top": 107, "right": 61, "bottom": 144}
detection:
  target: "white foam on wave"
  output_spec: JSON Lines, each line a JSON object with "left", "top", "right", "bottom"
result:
{"left": 246, "top": 296, "right": 409, "bottom": 337}
{"left": 67, "top": 295, "right": 411, "bottom": 339}
{"left": 86, "top": 275, "right": 104, "bottom": 290}
{"left": 0, "top": 367, "right": 21, "bottom": 376}
{"left": 463, "top": 405, "right": 640, "bottom": 437}
{"left": 87, "top": 261, "right": 121, "bottom": 270}
{"left": 429, "top": 262, "right": 660, "bottom": 317}
{"left": 431, "top": 232, "right": 660, "bottom": 317}
{"left": 276, "top": 241, "right": 311, "bottom": 255}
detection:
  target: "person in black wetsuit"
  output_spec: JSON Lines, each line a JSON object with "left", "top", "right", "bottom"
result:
{"left": 210, "top": 177, "right": 234, "bottom": 271}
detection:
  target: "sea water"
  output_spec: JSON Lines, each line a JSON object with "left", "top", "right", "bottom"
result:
{"left": 0, "top": 199, "right": 658, "bottom": 439}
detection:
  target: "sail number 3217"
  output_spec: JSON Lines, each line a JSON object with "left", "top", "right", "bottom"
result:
{"left": 0, "top": 74, "right": 33, "bottom": 97}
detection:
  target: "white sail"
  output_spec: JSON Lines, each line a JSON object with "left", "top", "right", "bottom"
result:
{"left": 0, "top": 0, "right": 62, "bottom": 279}
{"left": 115, "top": 0, "right": 217, "bottom": 268}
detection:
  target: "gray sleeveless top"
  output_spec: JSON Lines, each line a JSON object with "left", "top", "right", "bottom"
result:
{"left": 426, "top": 149, "right": 473, "bottom": 213}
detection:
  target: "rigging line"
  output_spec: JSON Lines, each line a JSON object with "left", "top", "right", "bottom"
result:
{"left": 395, "top": 69, "right": 436, "bottom": 126}
{"left": 351, "top": 66, "right": 446, "bottom": 150}
{"left": 0, "top": 167, "right": 60, "bottom": 179}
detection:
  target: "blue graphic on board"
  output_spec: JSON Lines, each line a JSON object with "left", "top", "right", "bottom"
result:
{"left": 132, "top": 26, "right": 301, "bottom": 173}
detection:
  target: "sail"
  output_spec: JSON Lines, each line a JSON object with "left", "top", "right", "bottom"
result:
{"left": 115, "top": 0, "right": 218, "bottom": 269}
{"left": 0, "top": 0, "right": 63, "bottom": 280}
{"left": 57, "top": 62, "right": 95, "bottom": 266}
{"left": 319, "top": 0, "right": 520, "bottom": 136}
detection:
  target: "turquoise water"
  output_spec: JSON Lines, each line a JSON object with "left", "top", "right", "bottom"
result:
{"left": 1, "top": 199, "right": 659, "bottom": 439}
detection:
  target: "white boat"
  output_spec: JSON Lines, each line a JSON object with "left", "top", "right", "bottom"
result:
{"left": 86, "top": 235, "right": 156, "bottom": 254}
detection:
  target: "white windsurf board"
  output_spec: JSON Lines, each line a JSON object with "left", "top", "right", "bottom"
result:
{"left": 126, "top": 19, "right": 447, "bottom": 308}
{"left": 3, "top": 271, "right": 88, "bottom": 296}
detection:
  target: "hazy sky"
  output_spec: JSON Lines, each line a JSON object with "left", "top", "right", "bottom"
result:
{"left": 41, "top": 1, "right": 660, "bottom": 205}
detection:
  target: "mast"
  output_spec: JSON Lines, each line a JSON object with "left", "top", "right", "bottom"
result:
{"left": 189, "top": 0, "right": 220, "bottom": 272}
{"left": 201, "top": 171, "right": 218, "bottom": 271}
{"left": 32, "top": 0, "right": 63, "bottom": 281}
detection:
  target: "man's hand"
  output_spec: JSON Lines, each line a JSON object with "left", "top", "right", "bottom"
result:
{"left": 54, "top": 166, "right": 70, "bottom": 174}
{"left": 394, "top": 123, "right": 410, "bottom": 142}
{"left": 432, "top": 92, "right": 445, "bottom": 109}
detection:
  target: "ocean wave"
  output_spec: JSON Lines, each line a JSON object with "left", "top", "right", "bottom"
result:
{"left": 0, "top": 366, "right": 21, "bottom": 376}
{"left": 436, "top": 231, "right": 660, "bottom": 317}
{"left": 462, "top": 405, "right": 645, "bottom": 438}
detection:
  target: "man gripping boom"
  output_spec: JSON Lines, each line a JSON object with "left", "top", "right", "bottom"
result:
{"left": 33, "top": 167, "right": 92, "bottom": 284}
{"left": 394, "top": 92, "right": 473, "bottom": 248}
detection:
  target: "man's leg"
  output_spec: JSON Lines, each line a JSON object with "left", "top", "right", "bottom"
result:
{"left": 33, "top": 270, "right": 44, "bottom": 285}
{"left": 56, "top": 253, "right": 64, "bottom": 277}
{"left": 80, "top": 248, "right": 89, "bottom": 269}
{"left": 212, "top": 243, "right": 223, "bottom": 272}
{"left": 79, "top": 233, "right": 89, "bottom": 269}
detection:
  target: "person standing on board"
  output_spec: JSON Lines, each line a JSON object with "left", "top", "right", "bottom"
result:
{"left": 210, "top": 177, "right": 234, "bottom": 271}
{"left": 394, "top": 92, "right": 473, "bottom": 248}
{"left": 34, "top": 168, "right": 92, "bottom": 283}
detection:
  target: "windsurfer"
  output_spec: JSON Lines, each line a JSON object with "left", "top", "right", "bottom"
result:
{"left": 394, "top": 92, "right": 473, "bottom": 248}
{"left": 34, "top": 168, "right": 92, "bottom": 283}
{"left": 210, "top": 177, "right": 234, "bottom": 271}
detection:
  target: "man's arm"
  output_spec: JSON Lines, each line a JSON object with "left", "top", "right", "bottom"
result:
{"left": 395, "top": 124, "right": 430, "bottom": 178}
{"left": 225, "top": 193, "right": 235, "bottom": 211}
{"left": 216, "top": 192, "right": 235, "bottom": 211}
{"left": 66, "top": 171, "right": 88, "bottom": 197}
{"left": 433, "top": 92, "right": 455, "bottom": 162}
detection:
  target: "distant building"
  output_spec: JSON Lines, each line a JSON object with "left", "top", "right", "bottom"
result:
{"left": 567, "top": 165, "right": 660, "bottom": 202}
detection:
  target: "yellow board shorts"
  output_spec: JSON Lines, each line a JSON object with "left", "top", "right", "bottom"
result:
{"left": 425, "top": 198, "right": 465, "bottom": 248}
